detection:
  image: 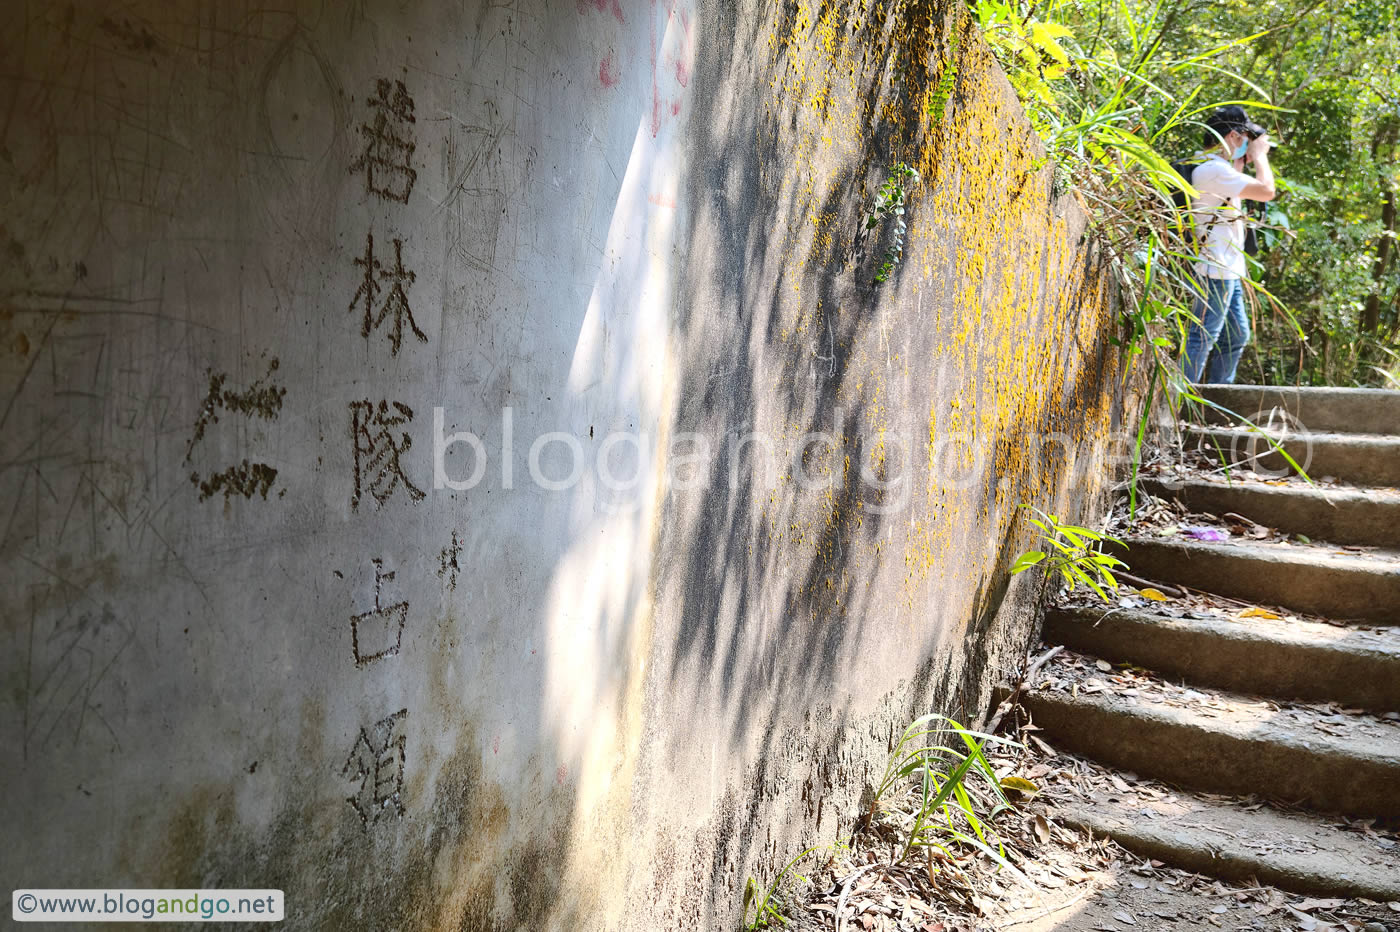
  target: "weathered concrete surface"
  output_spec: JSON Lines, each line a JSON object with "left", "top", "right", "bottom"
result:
{"left": 1196, "top": 385, "right": 1400, "bottom": 436}
{"left": 1119, "top": 537, "right": 1400, "bottom": 622}
{"left": 1053, "top": 791, "right": 1400, "bottom": 901}
{"left": 1020, "top": 684, "right": 1400, "bottom": 819}
{"left": 1044, "top": 605, "right": 1400, "bottom": 710}
{"left": 0, "top": 1, "right": 1135, "bottom": 927}
{"left": 1142, "top": 476, "right": 1400, "bottom": 548}
{"left": 1185, "top": 425, "right": 1400, "bottom": 487}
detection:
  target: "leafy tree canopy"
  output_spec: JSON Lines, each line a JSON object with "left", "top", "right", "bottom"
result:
{"left": 977, "top": 0, "right": 1400, "bottom": 385}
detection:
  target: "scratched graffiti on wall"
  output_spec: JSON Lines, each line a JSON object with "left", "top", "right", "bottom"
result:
{"left": 349, "top": 78, "right": 417, "bottom": 204}
{"left": 349, "top": 234, "right": 426, "bottom": 356}
{"left": 349, "top": 400, "right": 424, "bottom": 510}
{"left": 340, "top": 708, "right": 408, "bottom": 826}
{"left": 184, "top": 358, "right": 286, "bottom": 502}
{"left": 438, "top": 531, "right": 462, "bottom": 591}
{"left": 347, "top": 78, "right": 429, "bottom": 359}
{"left": 334, "top": 77, "right": 433, "bottom": 827}
{"left": 18, "top": 589, "right": 136, "bottom": 759}
{"left": 350, "top": 559, "right": 409, "bottom": 666}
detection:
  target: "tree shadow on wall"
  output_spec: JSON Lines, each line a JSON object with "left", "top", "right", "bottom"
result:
{"left": 645, "top": 0, "right": 1132, "bottom": 922}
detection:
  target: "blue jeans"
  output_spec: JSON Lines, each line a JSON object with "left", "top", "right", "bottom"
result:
{"left": 1182, "top": 277, "right": 1249, "bottom": 384}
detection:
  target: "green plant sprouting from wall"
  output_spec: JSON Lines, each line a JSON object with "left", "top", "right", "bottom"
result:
{"left": 866, "top": 162, "right": 921, "bottom": 284}
{"left": 927, "top": 26, "right": 961, "bottom": 124}
{"left": 1011, "top": 505, "right": 1125, "bottom": 601}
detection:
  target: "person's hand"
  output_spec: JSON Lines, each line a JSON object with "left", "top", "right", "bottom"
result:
{"left": 1247, "top": 133, "right": 1271, "bottom": 162}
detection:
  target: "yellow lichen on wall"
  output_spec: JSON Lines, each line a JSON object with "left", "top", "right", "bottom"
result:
{"left": 753, "top": 0, "right": 1122, "bottom": 628}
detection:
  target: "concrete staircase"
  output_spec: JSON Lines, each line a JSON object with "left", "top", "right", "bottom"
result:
{"left": 1185, "top": 384, "right": 1400, "bottom": 486}
{"left": 1022, "top": 384, "right": 1400, "bottom": 901}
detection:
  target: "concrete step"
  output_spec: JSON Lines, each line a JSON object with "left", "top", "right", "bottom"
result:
{"left": 1043, "top": 604, "right": 1400, "bottom": 710}
{"left": 1141, "top": 476, "right": 1400, "bottom": 549}
{"left": 1195, "top": 384, "right": 1400, "bottom": 436}
{"left": 1118, "top": 536, "right": 1400, "bottom": 624}
{"left": 1048, "top": 782, "right": 1400, "bottom": 901}
{"left": 1018, "top": 656, "right": 1400, "bottom": 819}
{"left": 1184, "top": 425, "right": 1400, "bottom": 488}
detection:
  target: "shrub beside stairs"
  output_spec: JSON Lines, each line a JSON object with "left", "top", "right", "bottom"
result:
{"left": 1022, "top": 385, "right": 1400, "bottom": 901}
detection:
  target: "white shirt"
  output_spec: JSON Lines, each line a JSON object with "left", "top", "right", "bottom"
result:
{"left": 1190, "top": 154, "right": 1252, "bottom": 280}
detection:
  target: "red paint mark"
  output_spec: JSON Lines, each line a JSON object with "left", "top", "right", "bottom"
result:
{"left": 556, "top": 765, "right": 568, "bottom": 785}
{"left": 577, "top": 0, "right": 624, "bottom": 23}
{"left": 492, "top": 735, "right": 500, "bottom": 755}
{"left": 648, "top": 192, "right": 677, "bottom": 208}
{"left": 649, "top": 0, "right": 661, "bottom": 136}
{"left": 673, "top": 56, "right": 689, "bottom": 87}
{"left": 670, "top": 99, "right": 681, "bottom": 116}
{"left": 599, "top": 51, "right": 619, "bottom": 88}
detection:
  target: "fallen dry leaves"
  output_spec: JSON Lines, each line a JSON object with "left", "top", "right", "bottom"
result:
{"left": 775, "top": 715, "right": 1399, "bottom": 931}
{"left": 1030, "top": 646, "right": 1400, "bottom": 746}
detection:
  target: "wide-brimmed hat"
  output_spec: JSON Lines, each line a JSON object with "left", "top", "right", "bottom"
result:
{"left": 1205, "top": 104, "right": 1266, "bottom": 139}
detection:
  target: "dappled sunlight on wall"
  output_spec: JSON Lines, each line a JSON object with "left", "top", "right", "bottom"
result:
{"left": 0, "top": 0, "right": 1135, "bottom": 929}
{"left": 632, "top": 0, "right": 1138, "bottom": 924}
{"left": 543, "top": 54, "right": 692, "bottom": 911}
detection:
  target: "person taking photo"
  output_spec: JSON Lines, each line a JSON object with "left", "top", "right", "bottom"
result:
{"left": 1181, "top": 105, "right": 1277, "bottom": 384}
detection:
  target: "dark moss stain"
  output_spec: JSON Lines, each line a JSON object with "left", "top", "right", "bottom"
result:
{"left": 139, "top": 726, "right": 575, "bottom": 931}
{"left": 98, "top": 17, "right": 165, "bottom": 55}
{"left": 504, "top": 836, "right": 563, "bottom": 927}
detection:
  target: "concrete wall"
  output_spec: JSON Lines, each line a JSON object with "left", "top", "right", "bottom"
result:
{"left": 0, "top": 0, "right": 1135, "bottom": 927}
